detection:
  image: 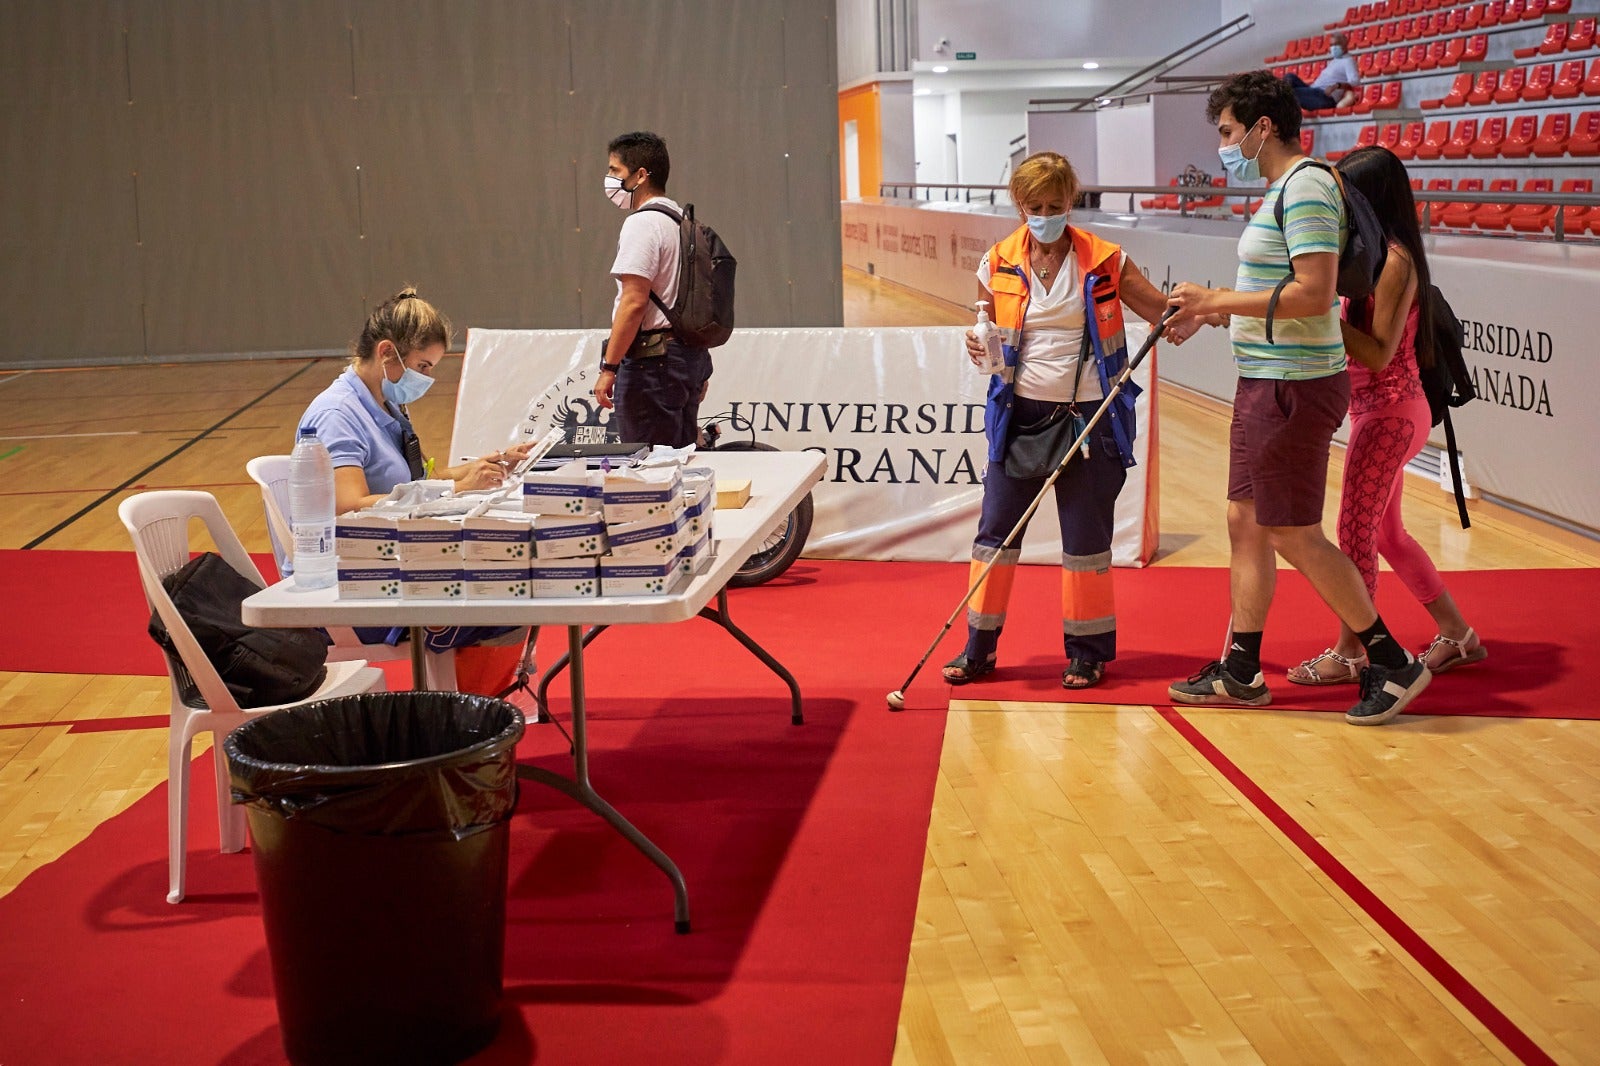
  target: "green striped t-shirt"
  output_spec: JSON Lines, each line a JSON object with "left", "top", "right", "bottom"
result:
{"left": 1230, "top": 164, "right": 1347, "bottom": 379}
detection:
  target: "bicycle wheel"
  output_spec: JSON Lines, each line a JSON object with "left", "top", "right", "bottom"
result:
{"left": 712, "top": 441, "right": 814, "bottom": 587}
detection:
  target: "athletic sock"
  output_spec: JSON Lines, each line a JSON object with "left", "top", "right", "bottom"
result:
{"left": 1223, "top": 630, "right": 1264, "bottom": 681}
{"left": 1355, "top": 616, "right": 1408, "bottom": 669}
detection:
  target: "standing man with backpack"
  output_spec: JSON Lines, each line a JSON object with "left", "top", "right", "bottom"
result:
{"left": 594, "top": 130, "right": 714, "bottom": 447}
{"left": 1164, "top": 71, "right": 1431, "bottom": 726}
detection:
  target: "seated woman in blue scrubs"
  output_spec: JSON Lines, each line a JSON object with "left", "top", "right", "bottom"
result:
{"left": 298, "top": 287, "right": 534, "bottom": 692}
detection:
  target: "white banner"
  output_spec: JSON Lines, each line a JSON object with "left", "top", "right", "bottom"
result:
{"left": 452, "top": 327, "right": 1160, "bottom": 566}
{"left": 846, "top": 199, "right": 1600, "bottom": 530}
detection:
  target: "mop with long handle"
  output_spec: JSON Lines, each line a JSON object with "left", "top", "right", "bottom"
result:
{"left": 886, "top": 308, "right": 1175, "bottom": 710}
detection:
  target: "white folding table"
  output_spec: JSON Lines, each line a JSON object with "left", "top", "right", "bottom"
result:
{"left": 243, "top": 450, "right": 825, "bottom": 932}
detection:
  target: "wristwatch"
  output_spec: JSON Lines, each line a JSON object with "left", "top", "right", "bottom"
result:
{"left": 599, "top": 362, "right": 621, "bottom": 374}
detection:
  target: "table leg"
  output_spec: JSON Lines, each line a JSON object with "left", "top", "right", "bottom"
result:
{"left": 532, "top": 624, "right": 609, "bottom": 724}
{"left": 516, "top": 624, "right": 691, "bottom": 934}
{"left": 698, "top": 589, "right": 804, "bottom": 725}
{"left": 409, "top": 625, "right": 430, "bottom": 690}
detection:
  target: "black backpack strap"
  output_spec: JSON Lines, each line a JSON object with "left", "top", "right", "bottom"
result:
{"left": 635, "top": 202, "right": 684, "bottom": 325}
{"left": 1442, "top": 406, "right": 1471, "bottom": 529}
{"left": 1266, "top": 159, "right": 1333, "bottom": 345}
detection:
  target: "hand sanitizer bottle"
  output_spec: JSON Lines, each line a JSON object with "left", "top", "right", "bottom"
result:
{"left": 973, "top": 301, "right": 1004, "bottom": 375}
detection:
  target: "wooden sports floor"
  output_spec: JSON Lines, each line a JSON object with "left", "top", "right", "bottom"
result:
{"left": 2, "top": 269, "right": 1598, "bottom": 1064}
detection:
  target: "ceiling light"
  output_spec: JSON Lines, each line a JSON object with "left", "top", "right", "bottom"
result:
{"left": 914, "top": 88, "right": 932, "bottom": 95}
{"left": 932, "top": 65, "right": 949, "bottom": 73}
{"left": 1083, "top": 61, "right": 1100, "bottom": 70}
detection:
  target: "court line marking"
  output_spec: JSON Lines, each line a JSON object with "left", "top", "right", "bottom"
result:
{"left": 0, "top": 431, "right": 143, "bottom": 441}
{"left": 22, "top": 360, "right": 321, "bottom": 550}
{"left": 1158, "top": 706, "right": 1557, "bottom": 1066}
{"left": 0, "top": 371, "right": 33, "bottom": 389}
{"left": 0, "top": 715, "right": 167, "bottom": 734}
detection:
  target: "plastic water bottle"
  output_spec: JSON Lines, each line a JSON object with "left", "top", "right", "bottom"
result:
{"left": 973, "top": 300, "right": 1004, "bottom": 375}
{"left": 288, "top": 426, "right": 337, "bottom": 590}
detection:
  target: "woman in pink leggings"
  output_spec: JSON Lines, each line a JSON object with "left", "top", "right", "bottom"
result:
{"left": 1288, "top": 146, "right": 1484, "bottom": 685}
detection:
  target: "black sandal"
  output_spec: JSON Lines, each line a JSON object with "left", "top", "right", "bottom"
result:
{"left": 942, "top": 653, "right": 996, "bottom": 686}
{"left": 1061, "top": 659, "right": 1105, "bottom": 689}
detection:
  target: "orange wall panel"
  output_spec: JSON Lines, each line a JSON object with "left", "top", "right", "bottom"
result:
{"left": 838, "top": 84, "right": 883, "bottom": 197}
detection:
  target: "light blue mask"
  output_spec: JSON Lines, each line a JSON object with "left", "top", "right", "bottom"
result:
{"left": 1218, "top": 121, "right": 1266, "bottom": 184}
{"left": 1330, "top": 44, "right": 1346, "bottom": 57}
{"left": 1025, "top": 212, "right": 1069, "bottom": 244}
{"left": 381, "top": 362, "right": 434, "bottom": 406}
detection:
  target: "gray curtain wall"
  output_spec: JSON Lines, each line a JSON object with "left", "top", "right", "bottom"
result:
{"left": 0, "top": 0, "right": 842, "bottom": 367}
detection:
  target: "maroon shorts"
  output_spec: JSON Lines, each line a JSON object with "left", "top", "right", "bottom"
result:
{"left": 1227, "top": 373, "right": 1350, "bottom": 528}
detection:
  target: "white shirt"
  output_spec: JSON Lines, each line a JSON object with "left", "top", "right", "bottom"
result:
{"left": 977, "top": 249, "right": 1125, "bottom": 403}
{"left": 610, "top": 195, "right": 683, "bottom": 330}
{"left": 1313, "top": 55, "right": 1359, "bottom": 92}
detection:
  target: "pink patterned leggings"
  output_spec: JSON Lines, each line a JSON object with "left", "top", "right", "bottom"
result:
{"left": 1338, "top": 394, "right": 1445, "bottom": 606}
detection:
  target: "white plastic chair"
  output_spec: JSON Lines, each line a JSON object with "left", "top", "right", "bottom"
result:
{"left": 119, "top": 490, "right": 387, "bottom": 904}
{"left": 245, "top": 455, "right": 457, "bottom": 690}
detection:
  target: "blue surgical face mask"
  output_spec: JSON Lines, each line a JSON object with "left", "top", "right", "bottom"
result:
{"left": 1218, "top": 120, "right": 1266, "bottom": 184}
{"left": 1330, "top": 44, "right": 1346, "bottom": 57}
{"left": 381, "top": 359, "right": 434, "bottom": 406}
{"left": 1025, "top": 212, "right": 1069, "bottom": 244}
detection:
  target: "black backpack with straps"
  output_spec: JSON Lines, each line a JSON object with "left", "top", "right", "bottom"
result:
{"left": 638, "top": 202, "right": 737, "bottom": 349}
{"left": 1418, "top": 283, "right": 1477, "bottom": 528}
{"left": 1265, "top": 158, "right": 1388, "bottom": 343}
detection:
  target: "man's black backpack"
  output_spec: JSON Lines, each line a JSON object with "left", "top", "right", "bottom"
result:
{"left": 1265, "top": 158, "right": 1388, "bottom": 343}
{"left": 147, "top": 552, "right": 328, "bottom": 708}
{"left": 1418, "top": 284, "right": 1477, "bottom": 528}
{"left": 640, "top": 202, "right": 736, "bottom": 349}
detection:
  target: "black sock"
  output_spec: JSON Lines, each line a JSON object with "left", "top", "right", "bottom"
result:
{"left": 1224, "top": 631, "right": 1263, "bottom": 680}
{"left": 1355, "top": 616, "right": 1408, "bottom": 669}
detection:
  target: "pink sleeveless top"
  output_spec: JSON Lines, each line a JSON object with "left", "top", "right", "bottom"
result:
{"left": 1346, "top": 298, "right": 1425, "bottom": 416}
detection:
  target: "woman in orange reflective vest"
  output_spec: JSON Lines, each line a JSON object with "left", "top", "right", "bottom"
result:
{"left": 942, "top": 152, "right": 1196, "bottom": 690}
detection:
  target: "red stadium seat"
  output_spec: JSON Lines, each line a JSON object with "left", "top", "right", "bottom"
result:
{"left": 1502, "top": 114, "right": 1540, "bottom": 157}
{"left": 1547, "top": 0, "right": 1571, "bottom": 13}
{"left": 1492, "top": 67, "right": 1527, "bottom": 103}
{"left": 1420, "top": 40, "right": 1449, "bottom": 69}
{"left": 1473, "top": 179, "right": 1530, "bottom": 230}
{"left": 1387, "top": 45, "right": 1411, "bottom": 73}
{"left": 1501, "top": 0, "right": 1526, "bottom": 24}
{"left": 1301, "top": 128, "right": 1316, "bottom": 155}
{"left": 1463, "top": 33, "right": 1488, "bottom": 62}
{"left": 1461, "top": 4, "right": 1487, "bottom": 30}
{"left": 1350, "top": 83, "right": 1385, "bottom": 114}
{"left": 1378, "top": 123, "right": 1404, "bottom": 151}
{"left": 1403, "top": 44, "right": 1429, "bottom": 71}
{"left": 1502, "top": 179, "right": 1557, "bottom": 231}
{"left": 1586, "top": 57, "right": 1600, "bottom": 94}
{"left": 1468, "top": 116, "right": 1507, "bottom": 157}
{"left": 1567, "top": 17, "right": 1595, "bottom": 51}
{"left": 1422, "top": 72, "right": 1472, "bottom": 108}
{"left": 1523, "top": 0, "right": 1549, "bottom": 18}
{"left": 1190, "top": 177, "right": 1227, "bottom": 209}
{"left": 1438, "top": 178, "right": 1487, "bottom": 227}
{"left": 1466, "top": 70, "right": 1500, "bottom": 105}
{"left": 1376, "top": 80, "right": 1402, "bottom": 109}
{"left": 1551, "top": 58, "right": 1586, "bottom": 97}
{"left": 1140, "top": 178, "right": 1179, "bottom": 210}
{"left": 1545, "top": 178, "right": 1596, "bottom": 234}
{"left": 1519, "top": 21, "right": 1568, "bottom": 57}
{"left": 1441, "top": 118, "right": 1479, "bottom": 158}
{"left": 1523, "top": 63, "right": 1556, "bottom": 101}
{"left": 1394, "top": 121, "right": 1427, "bottom": 159}
{"left": 1570, "top": 110, "right": 1600, "bottom": 156}
{"left": 1532, "top": 111, "right": 1573, "bottom": 156}
{"left": 1417, "top": 178, "right": 1453, "bottom": 225}
{"left": 1440, "top": 36, "right": 1467, "bottom": 65}
{"left": 1327, "top": 124, "right": 1379, "bottom": 161}
{"left": 1484, "top": 0, "right": 1508, "bottom": 24}
{"left": 1416, "top": 119, "right": 1453, "bottom": 158}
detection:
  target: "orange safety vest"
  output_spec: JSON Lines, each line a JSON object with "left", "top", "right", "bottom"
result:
{"left": 982, "top": 224, "right": 1141, "bottom": 467}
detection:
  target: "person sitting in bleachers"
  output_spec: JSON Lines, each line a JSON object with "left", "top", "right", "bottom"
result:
{"left": 1283, "top": 33, "right": 1361, "bottom": 110}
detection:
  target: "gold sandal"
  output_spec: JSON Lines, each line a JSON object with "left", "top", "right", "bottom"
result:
{"left": 1287, "top": 648, "right": 1367, "bottom": 686}
{"left": 1420, "top": 629, "right": 1487, "bottom": 673}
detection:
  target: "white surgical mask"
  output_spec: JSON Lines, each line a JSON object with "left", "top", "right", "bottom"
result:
{"left": 1025, "top": 212, "right": 1069, "bottom": 244}
{"left": 381, "top": 359, "right": 434, "bottom": 406}
{"left": 1218, "top": 120, "right": 1267, "bottom": 184}
{"left": 603, "top": 172, "right": 643, "bottom": 210}
{"left": 1330, "top": 44, "right": 1346, "bottom": 57}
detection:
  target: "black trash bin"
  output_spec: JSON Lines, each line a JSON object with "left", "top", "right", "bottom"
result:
{"left": 225, "top": 692, "right": 525, "bottom": 1066}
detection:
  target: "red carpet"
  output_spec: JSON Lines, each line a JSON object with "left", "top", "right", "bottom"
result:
{"left": 5, "top": 549, "right": 1595, "bottom": 719}
{"left": 0, "top": 562, "right": 949, "bottom": 1065}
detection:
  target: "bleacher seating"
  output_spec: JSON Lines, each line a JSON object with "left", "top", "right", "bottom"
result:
{"left": 1503, "top": 113, "right": 1541, "bottom": 155}
{"left": 1469, "top": 115, "right": 1509, "bottom": 156}
{"left": 1438, "top": 177, "right": 1488, "bottom": 225}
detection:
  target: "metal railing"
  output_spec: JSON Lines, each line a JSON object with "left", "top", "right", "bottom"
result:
{"left": 875, "top": 181, "right": 1600, "bottom": 241}
{"left": 1028, "top": 13, "right": 1255, "bottom": 113}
